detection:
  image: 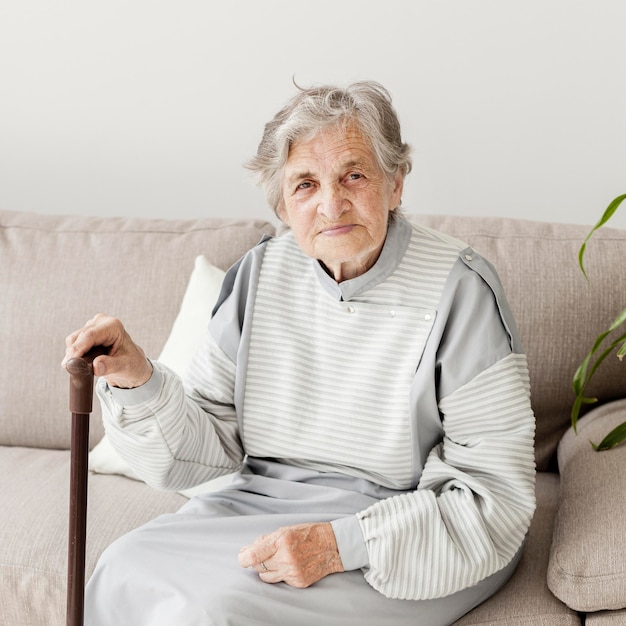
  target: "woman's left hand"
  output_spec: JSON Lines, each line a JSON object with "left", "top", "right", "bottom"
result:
{"left": 238, "top": 522, "right": 344, "bottom": 588}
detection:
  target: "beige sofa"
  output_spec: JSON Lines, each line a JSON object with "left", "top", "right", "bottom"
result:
{"left": 1, "top": 208, "right": 625, "bottom": 625}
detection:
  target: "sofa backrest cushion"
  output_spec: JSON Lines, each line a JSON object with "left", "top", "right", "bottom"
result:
{"left": 413, "top": 214, "right": 626, "bottom": 470}
{"left": 0, "top": 210, "right": 275, "bottom": 450}
{"left": 3, "top": 209, "right": 624, "bottom": 469}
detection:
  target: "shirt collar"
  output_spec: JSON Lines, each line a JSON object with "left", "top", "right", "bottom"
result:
{"left": 312, "top": 215, "right": 412, "bottom": 301}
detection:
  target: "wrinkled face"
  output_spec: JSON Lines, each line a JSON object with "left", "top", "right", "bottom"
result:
{"left": 279, "top": 124, "right": 403, "bottom": 282}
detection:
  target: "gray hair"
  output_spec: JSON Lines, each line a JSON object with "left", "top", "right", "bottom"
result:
{"left": 246, "top": 81, "right": 412, "bottom": 217}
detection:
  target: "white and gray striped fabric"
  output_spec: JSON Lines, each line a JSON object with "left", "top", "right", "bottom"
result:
{"left": 242, "top": 225, "right": 465, "bottom": 488}
{"left": 359, "top": 352, "right": 535, "bottom": 599}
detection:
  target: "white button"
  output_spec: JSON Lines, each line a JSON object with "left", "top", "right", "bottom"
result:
{"left": 347, "top": 306, "right": 356, "bottom": 314}
{"left": 425, "top": 313, "right": 432, "bottom": 321}
{"left": 465, "top": 254, "right": 473, "bottom": 262}
{"left": 389, "top": 309, "right": 396, "bottom": 318}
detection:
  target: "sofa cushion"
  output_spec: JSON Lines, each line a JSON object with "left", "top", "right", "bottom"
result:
{"left": 454, "top": 472, "right": 581, "bottom": 625}
{"left": 586, "top": 609, "right": 626, "bottom": 625}
{"left": 548, "top": 399, "right": 626, "bottom": 612}
{"left": 0, "top": 210, "right": 275, "bottom": 450}
{"left": 413, "top": 214, "right": 626, "bottom": 471}
{"left": 0, "top": 445, "right": 186, "bottom": 626}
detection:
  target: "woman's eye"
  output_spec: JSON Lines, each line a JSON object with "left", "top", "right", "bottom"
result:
{"left": 348, "top": 173, "right": 363, "bottom": 181}
{"left": 297, "top": 181, "right": 312, "bottom": 190}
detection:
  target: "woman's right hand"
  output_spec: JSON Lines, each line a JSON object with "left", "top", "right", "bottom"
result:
{"left": 62, "top": 314, "right": 153, "bottom": 389}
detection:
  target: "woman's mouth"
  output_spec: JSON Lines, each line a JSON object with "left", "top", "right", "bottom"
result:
{"left": 320, "top": 224, "right": 355, "bottom": 236}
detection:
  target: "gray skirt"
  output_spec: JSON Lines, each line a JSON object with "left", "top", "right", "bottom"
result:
{"left": 85, "top": 459, "right": 521, "bottom": 626}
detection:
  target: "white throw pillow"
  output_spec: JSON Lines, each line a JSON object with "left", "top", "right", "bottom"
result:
{"left": 88, "top": 255, "right": 234, "bottom": 497}
{"left": 157, "top": 255, "right": 226, "bottom": 379}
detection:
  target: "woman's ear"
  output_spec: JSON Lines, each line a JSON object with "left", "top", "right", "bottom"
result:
{"left": 390, "top": 171, "right": 404, "bottom": 209}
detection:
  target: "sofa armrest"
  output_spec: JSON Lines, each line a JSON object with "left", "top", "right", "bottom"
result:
{"left": 547, "top": 398, "right": 626, "bottom": 612}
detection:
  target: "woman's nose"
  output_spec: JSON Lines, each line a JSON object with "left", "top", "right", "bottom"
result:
{"left": 318, "top": 185, "right": 349, "bottom": 220}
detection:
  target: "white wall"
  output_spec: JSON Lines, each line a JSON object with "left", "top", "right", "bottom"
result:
{"left": 1, "top": 1, "right": 625, "bottom": 228}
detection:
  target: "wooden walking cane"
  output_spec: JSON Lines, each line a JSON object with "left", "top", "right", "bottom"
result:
{"left": 65, "top": 346, "right": 107, "bottom": 626}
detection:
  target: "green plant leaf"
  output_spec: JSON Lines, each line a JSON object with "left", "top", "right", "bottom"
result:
{"left": 591, "top": 420, "right": 626, "bottom": 451}
{"left": 573, "top": 193, "right": 626, "bottom": 449}
{"left": 571, "top": 330, "right": 626, "bottom": 432}
{"left": 572, "top": 353, "right": 592, "bottom": 396}
{"left": 579, "top": 331, "right": 626, "bottom": 384}
{"left": 607, "top": 307, "right": 626, "bottom": 333}
{"left": 579, "top": 194, "right": 626, "bottom": 280}
{"left": 571, "top": 394, "right": 598, "bottom": 434}
{"left": 572, "top": 313, "right": 626, "bottom": 396}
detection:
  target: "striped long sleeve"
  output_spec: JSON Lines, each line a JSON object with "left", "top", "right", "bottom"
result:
{"left": 356, "top": 353, "right": 536, "bottom": 599}
{"left": 96, "top": 334, "right": 244, "bottom": 491}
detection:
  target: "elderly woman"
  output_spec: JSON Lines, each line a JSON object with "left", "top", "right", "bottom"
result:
{"left": 64, "top": 82, "right": 535, "bottom": 625}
